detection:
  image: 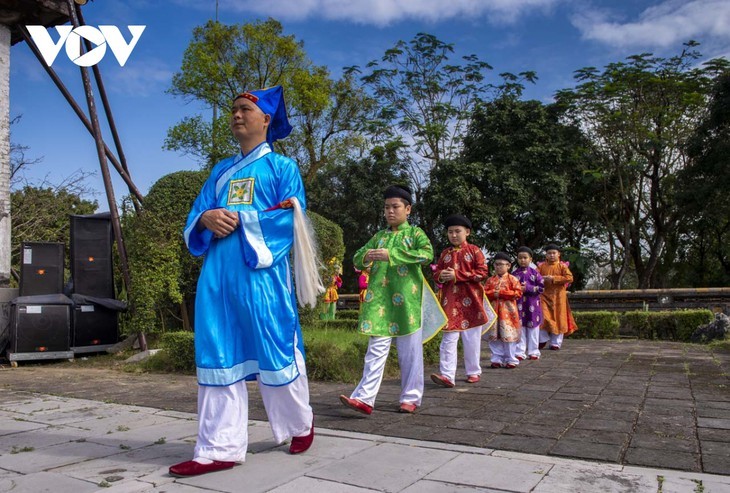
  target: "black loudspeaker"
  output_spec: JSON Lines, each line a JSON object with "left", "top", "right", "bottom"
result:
{"left": 10, "top": 295, "right": 71, "bottom": 353}
{"left": 19, "top": 242, "right": 64, "bottom": 296}
{"left": 73, "top": 303, "right": 119, "bottom": 349}
{"left": 70, "top": 214, "right": 114, "bottom": 298}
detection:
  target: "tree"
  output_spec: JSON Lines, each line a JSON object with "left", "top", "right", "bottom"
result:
{"left": 359, "top": 33, "right": 535, "bottom": 200}
{"left": 122, "top": 170, "right": 207, "bottom": 335}
{"left": 164, "top": 18, "right": 371, "bottom": 182}
{"left": 309, "top": 142, "right": 409, "bottom": 291}
{"left": 673, "top": 71, "right": 730, "bottom": 286}
{"left": 424, "top": 96, "right": 598, "bottom": 277}
{"left": 555, "top": 42, "right": 729, "bottom": 288}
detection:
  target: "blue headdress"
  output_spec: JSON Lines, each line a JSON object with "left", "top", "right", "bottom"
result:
{"left": 235, "top": 85, "right": 293, "bottom": 146}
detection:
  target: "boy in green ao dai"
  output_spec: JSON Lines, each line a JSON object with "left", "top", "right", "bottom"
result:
{"left": 340, "top": 185, "right": 446, "bottom": 414}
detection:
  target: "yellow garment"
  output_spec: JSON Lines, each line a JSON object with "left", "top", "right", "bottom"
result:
{"left": 538, "top": 261, "right": 577, "bottom": 335}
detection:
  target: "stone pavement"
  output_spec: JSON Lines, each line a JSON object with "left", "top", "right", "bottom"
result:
{"left": 1, "top": 390, "right": 729, "bottom": 492}
{"left": 1, "top": 339, "right": 730, "bottom": 481}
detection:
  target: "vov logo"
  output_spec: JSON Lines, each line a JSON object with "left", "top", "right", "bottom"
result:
{"left": 26, "top": 25, "right": 146, "bottom": 67}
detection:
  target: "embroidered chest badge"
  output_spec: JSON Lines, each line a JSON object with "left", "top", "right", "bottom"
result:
{"left": 227, "top": 178, "right": 255, "bottom": 205}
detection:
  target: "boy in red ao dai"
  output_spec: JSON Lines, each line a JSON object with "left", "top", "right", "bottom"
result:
{"left": 431, "top": 215, "right": 490, "bottom": 387}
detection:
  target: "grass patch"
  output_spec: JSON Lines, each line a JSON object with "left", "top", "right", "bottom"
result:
{"left": 10, "top": 446, "right": 34, "bottom": 454}
{"left": 709, "top": 339, "right": 730, "bottom": 351}
{"left": 115, "top": 322, "right": 444, "bottom": 384}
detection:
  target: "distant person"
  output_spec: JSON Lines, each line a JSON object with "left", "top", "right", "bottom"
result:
{"left": 170, "top": 86, "right": 321, "bottom": 478}
{"left": 513, "top": 246, "right": 545, "bottom": 361}
{"left": 483, "top": 252, "right": 523, "bottom": 369}
{"left": 356, "top": 267, "right": 370, "bottom": 304}
{"left": 339, "top": 185, "right": 446, "bottom": 415}
{"left": 538, "top": 243, "right": 578, "bottom": 350}
{"left": 321, "top": 258, "right": 342, "bottom": 320}
{"left": 431, "top": 214, "right": 491, "bottom": 387}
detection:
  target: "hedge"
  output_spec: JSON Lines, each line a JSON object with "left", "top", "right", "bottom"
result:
{"left": 335, "top": 309, "right": 360, "bottom": 320}
{"left": 620, "top": 310, "right": 713, "bottom": 341}
{"left": 571, "top": 311, "right": 620, "bottom": 339}
{"left": 159, "top": 331, "right": 195, "bottom": 371}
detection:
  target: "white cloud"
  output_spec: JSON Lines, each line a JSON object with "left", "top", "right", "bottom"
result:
{"left": 572, "top": 0, "right": 730, "bottom": 49}
{"left": 205, "top": 0, "right": 561, "bottom": 26}
{"left": 103, "top": 58, "right": 172, "bottom": 97}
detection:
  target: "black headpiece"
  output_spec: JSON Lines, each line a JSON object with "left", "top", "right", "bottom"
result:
{"left": 493, "top": 252, "right": 512, "bottom": 263}
{"left": 443, "top": 214, "right": 472, "bottom": 229}
{"left": 383, "top": 185, "right": 412, "bottom": 204}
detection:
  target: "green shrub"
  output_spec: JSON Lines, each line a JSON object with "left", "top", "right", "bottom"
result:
{"left": 571, "top": 311, "right": 620, "bottom": 339}
{"left": 160, "top": 331, "right": 195, "bottom": 371}
{"left": 621, "top": 310, "right": 713, "bottom": 341}
{"left": 298, "top": 211, "right": 345, "bottom": 326}
{"left": 122, "top": 170, "right": 207, "bottom": 336}
{"left": 336, "top": 309, "right": 360, "bottom": 320}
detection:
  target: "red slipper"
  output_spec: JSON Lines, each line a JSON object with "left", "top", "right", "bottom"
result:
{"left": 289, "top": 421, "right": 314, "bottom": 454}
{"left": 431, "top": 373, "right": 455, "bottom": 388}
{"left": 517, "top": 355, "right": 525, "bottom": 361}
{"left": 169, "top": 460, "right": 234, "bottom": 477}
{"left": 491, "top": 362, "right": 502, "bottom": 369}
{"left": 505, "top": 363, "right": 517, "bottom": 369}
{"left": 399, "top": 402, "right": 417, "bottom": 413}
{"left": 339, "top": 395, "right": 373, "bottom": 415}
{"left": 550, "top": 345, "right": 560, "bottom": 351}
{"left": 528, "top": 355, "right": 539, "bottom": 360}
{"left": 466, "top": 375, "right": 480, "bottom": 383}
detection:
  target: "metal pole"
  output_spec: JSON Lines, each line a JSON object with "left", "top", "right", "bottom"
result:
{"left": 74, "top": 8, "right": 140, "bottom": 213}
{"left": 65, "top": 1, "right": 139, "bottom": 338}
{"left": 18, "top": 26, "right": 144, "bottom": 204}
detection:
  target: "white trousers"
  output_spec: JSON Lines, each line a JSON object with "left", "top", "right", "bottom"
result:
{"left": 194, "top": 345, "right": 313, "bottom": 463}
{"left": 489, "top": 340, "right": 518, "bottom": 365}
{"left": 539, "top": 329, "right": 550, "bottom": 344}
{"left": 550, "top": 332, "right": 564, "bottom": 348}
{"left": 351, "top": 330, "right": 423, "bottom": 407}
{"left": 517, "top": 327, "right": 541, "bottom": 358}
{"left": 439, "top": 327, "right": 482, "bottom": 382}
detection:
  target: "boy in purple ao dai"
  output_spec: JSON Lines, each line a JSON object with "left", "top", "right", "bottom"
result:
{"left": 513, "top": 246, "right": 544, "bottom": 360}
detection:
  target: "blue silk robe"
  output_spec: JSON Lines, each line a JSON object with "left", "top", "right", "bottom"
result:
{"left": 184, "top": 142, "right": 305, "bottom": 387}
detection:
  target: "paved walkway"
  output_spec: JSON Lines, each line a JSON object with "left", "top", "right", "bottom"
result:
{"left": 1, "top": 390, "right": 729, "bottom": 492}
{"left": 1, "top": 339, "right": 730, "bottom": 490}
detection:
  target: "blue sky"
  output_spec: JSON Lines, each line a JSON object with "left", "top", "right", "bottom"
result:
{"left": 9, "top": 0, "right": 730, "bottom": 210}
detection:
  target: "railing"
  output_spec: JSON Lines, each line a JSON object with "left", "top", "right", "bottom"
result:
{"left": 337, "top": 288, "right": 730, "bottom": 313}
{"left": 569, "top": 288, "right": 730, "bottom": 313}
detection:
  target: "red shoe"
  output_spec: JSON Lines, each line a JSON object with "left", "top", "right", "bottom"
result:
{"left": 505, "top": 363, "right": 517, "bottom": 369}
{"left": 289, "top": 421, "right": 314, "bottom": 454}
{"left": 399, "top": 402, "right": 418, "bottom": 413}
{"left": 466, "top": 375, "right": 480, "bottom": 383}
{"left": 538, "top": 342, "right": 547, "bottom": 349}
{"left": 169, "top": 460, "right": 235, "bottom": 477}
{"left": 516, "top": 355, "right": 525, "bottom": 361}
{"left": 491, "top": 362, "right": 502, "bottom": 369}
{"left": 528, "top": 355, "right": 539, "bottom": 360}
{"left": 339, "top": 395, "right": 373, "bottom": 415}
{"left": 550, "top": 345, "right": 560, "bottom": 351}
{"left": 431, "top": 373, "right": 455, "bottom": 388}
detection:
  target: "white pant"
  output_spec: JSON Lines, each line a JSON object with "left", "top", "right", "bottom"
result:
{"left": 194, "top": 345, "right": 313, "bottom": 463}
{"left": 351, "top": 330, "right": 423, "bottom": 407}
{"left": 550, "top": 332, "right": 564, "bottom": 348}
{"left": 539, "top": 329, "right": 550, "bottom": 344}
{"left": 439, "top": 327, "right": 482, "bottom": 382}
{"left": 489, "top": 340, "right": 518, "bottom": 365}
{"left": 517, "top": 326, "right": 541, "bottom": 358}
